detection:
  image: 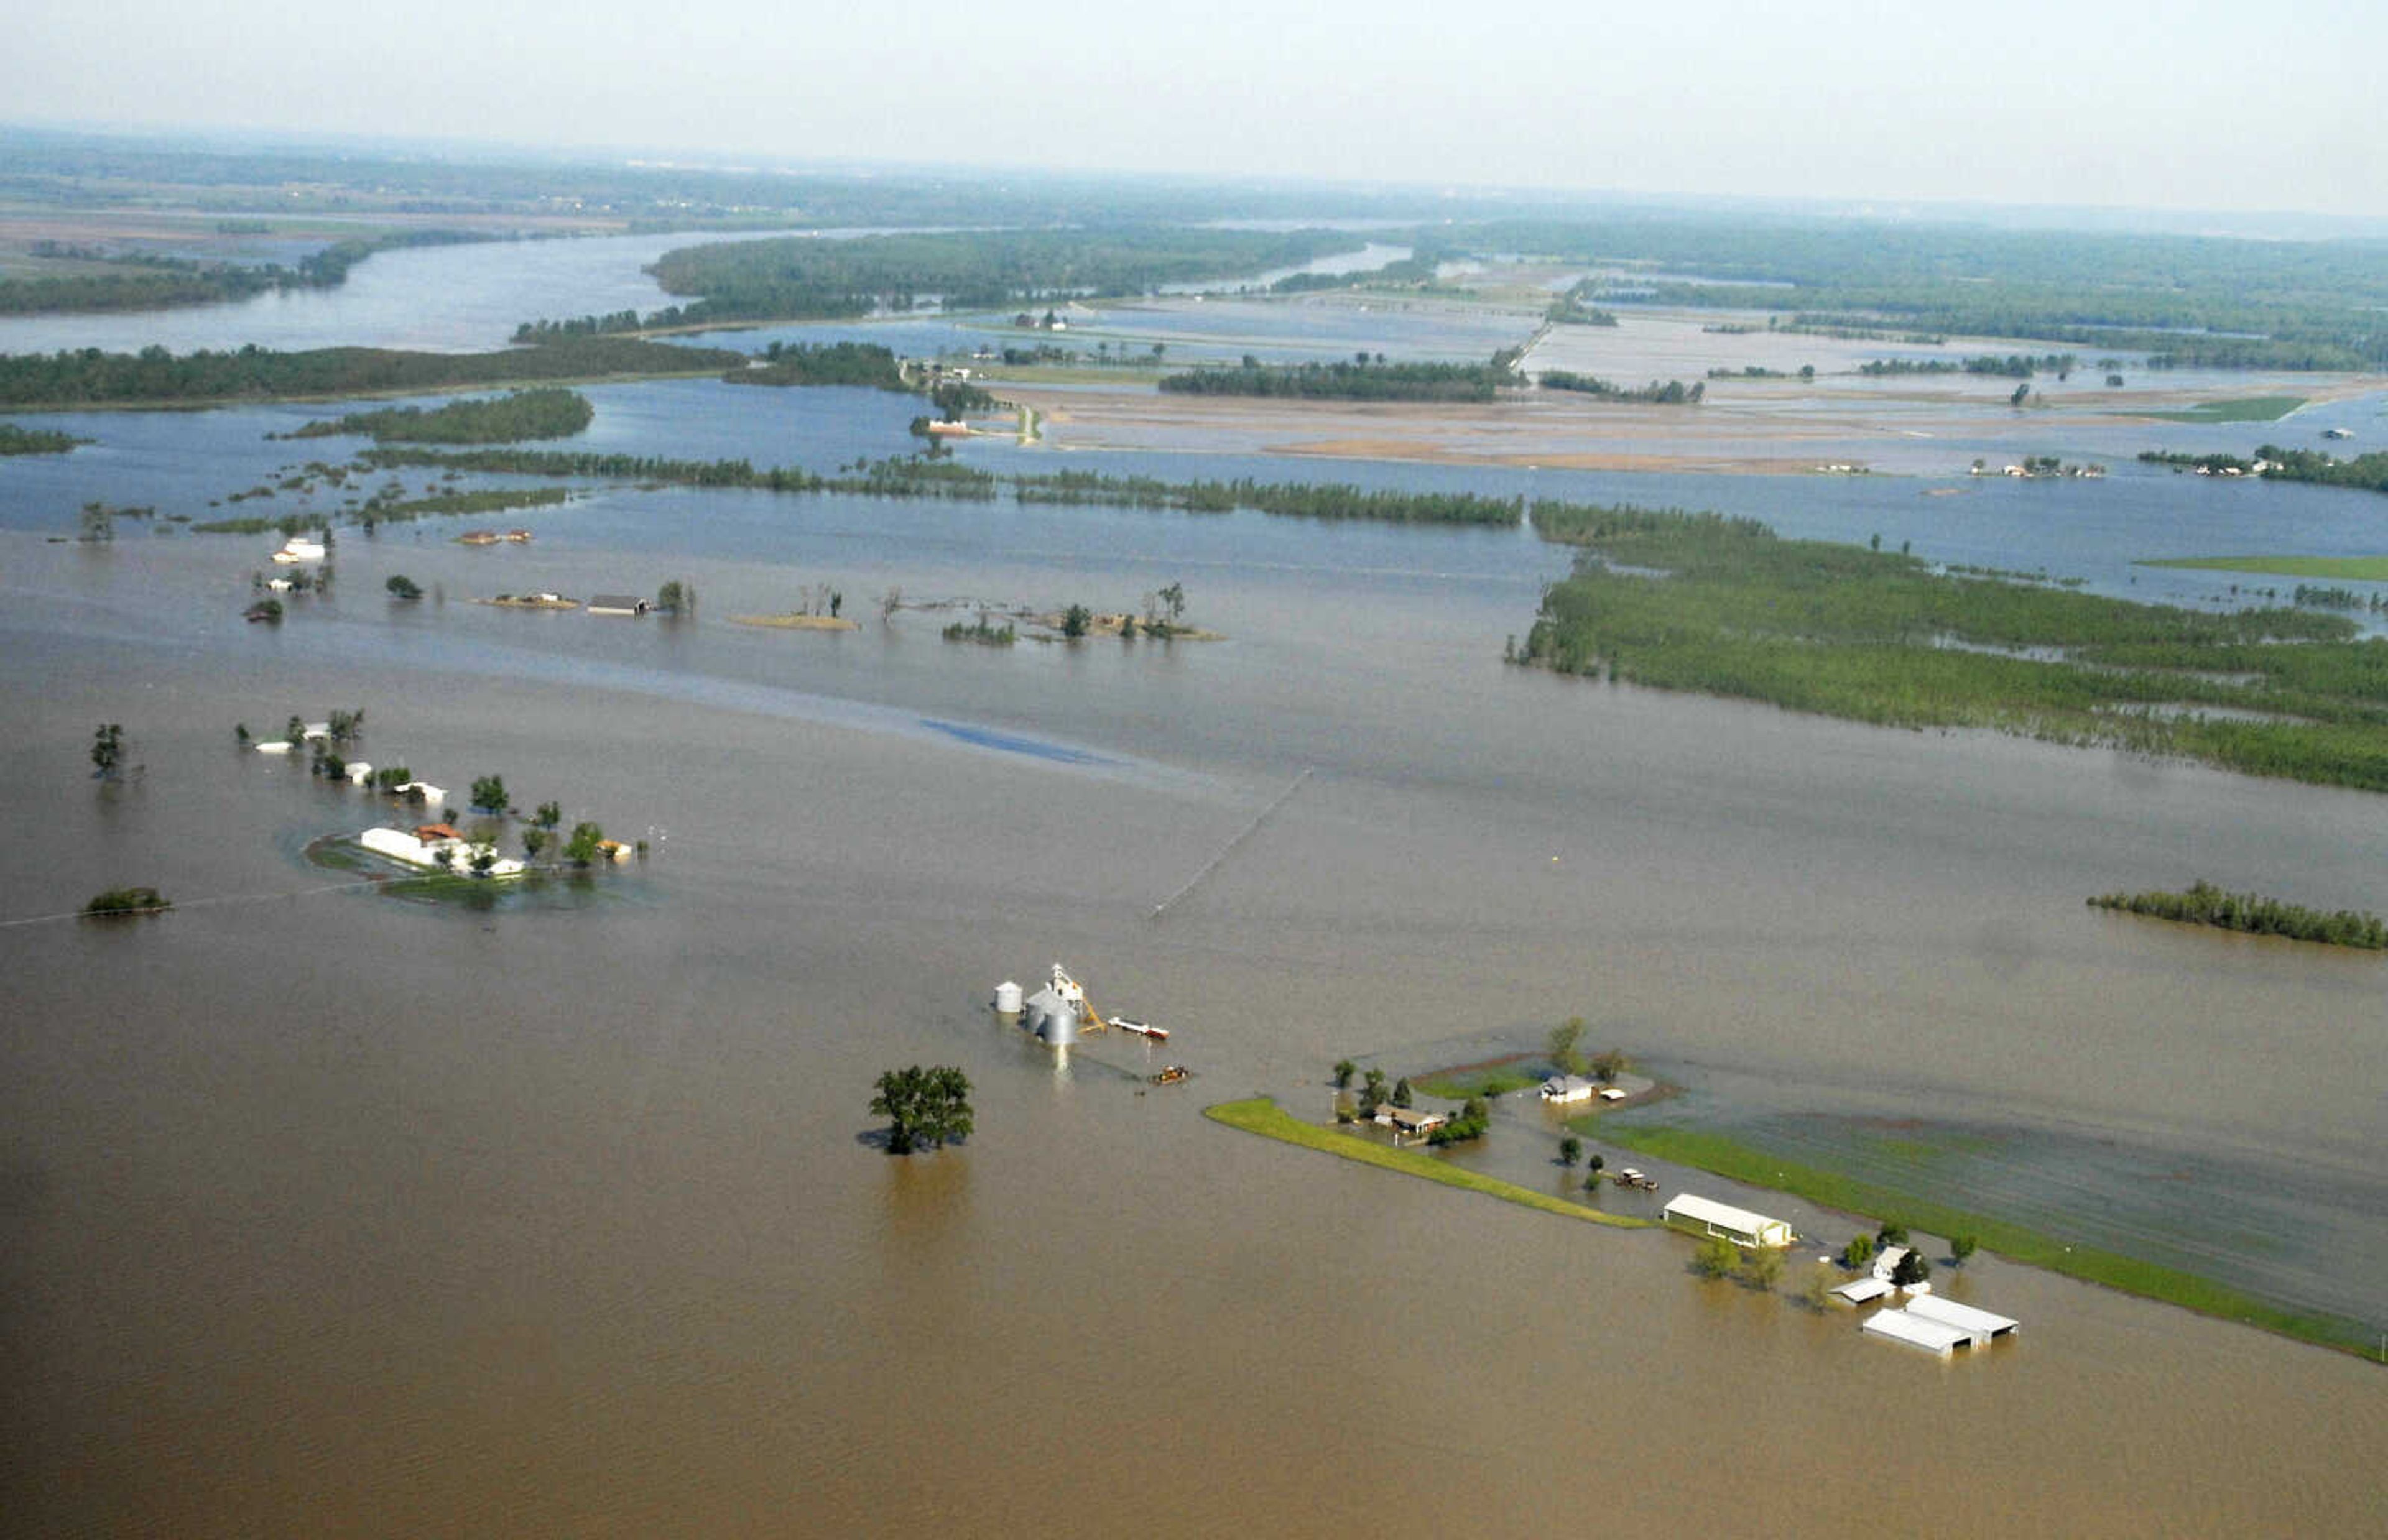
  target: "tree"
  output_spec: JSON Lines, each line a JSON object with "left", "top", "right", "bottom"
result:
{"left": 1876, "top": 1221, "right": 1910, "bottom": 1249}
{"left": 90, "top": 722, "right": 124, "bottom": 778}
{"left": 1062, "top": 602, "right": 1091, "bottom": 639}
{"left": 1840, "top": 1233, "right": 1874, "bottom": 1270}
{"left": 1331, "top": 1058, "right": 1356, "bottom": 1089}
{"left": 1692, "top": 1236, "right": 1741, "bottom": 1279}
{"left": 532, "top": 800, "right": 563, "bottom": 830}
{"left": 285, "top": 715, "right": 306, "bottom": 749}
{"left": 470, "top": 775, "right": 508, "bottom": 814}
{"left": 1891, "top": 1249, "right": 1931, "bottom": 1289}
{"left": 1391, "top": 1076, "right": 1413, "bottom": 1108}
{"left": 1158, "top": 581, "right": 1187, "bottom": 624}
{"left": 1546, "top": 1015, "right": 1586, "bottom": 1077}
{"left": 1950, "top": 1234, "right": 1979, "bottom": 1266}
{"left": 2009, "top": 382, "right": 2031, "bottom": 407}
{"left": 386, "top": 574, "right": 422, "bottom": 600}
{"left": 522, "top": 827, "right": 550, "bottom": 860}
{"left": 563, "top": 821, "right": 606, "bottom": 866}
{"left": 1589, "top": 1048, "right": 1629, "bottom": 1084}
{"left": 1740, "top": 1247, "right": 1785, "bottom": 1291}
{"left": 871, "top": 1064, "right": 974, "bottom": 1153}
{"left": 1358, "top": 1067, "right": 1389, "bottom": 1115}
{"left": 1558, "top": 1135, "right": 1583, "bottom": 1166}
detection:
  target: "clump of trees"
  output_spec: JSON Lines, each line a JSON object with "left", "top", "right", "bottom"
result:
{"left": 281, "top": 387, "right": 594, "bottom": 445}
{"left": 870, "top": 1064, "right": 974, "bottom": 1154}
{"left": 1425, "top": 1095, "right": 1490, "bottom": 1146}
{"left": 90, "top": 722, "right": 125, "bottom": 778}
{"left": 84, "top": 886, "right": 169, "bottom": 916}
{"left": 386, "top": 574, "right": 423, "bottom": 600}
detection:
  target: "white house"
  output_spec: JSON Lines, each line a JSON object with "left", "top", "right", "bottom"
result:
{"left": 1539, "top": 1074, "right": 1598, "bottom": 1104}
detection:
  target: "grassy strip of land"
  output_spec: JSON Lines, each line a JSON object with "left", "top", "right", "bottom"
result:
{"left": 1520, "top": 505, "right": 2388, "bottom": 794}
{"left": 0, "top": 421, "right": 90, "bottom": 454}
{"left": 2140, "top": 555, "right": 2388, "bottom": 579}
{"left": 1583, "top": 1120, "right": 2371, "bottom": 1356}
{"left": 2140, "top": 395, "right": 2307, "bottom": 423}
{"left": 2088, "top": 878, "right": 2386, "bottom": 948}
{"left": 1205, "top": 1097, "right": 1650, "bottom": 1229}
{"left": 277, "top": 387, "right": 593, "bottom": 444}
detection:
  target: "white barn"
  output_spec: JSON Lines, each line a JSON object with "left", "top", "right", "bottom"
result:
{"left": 1662, "top": 1192, "right": 1794, "bottom": 1248}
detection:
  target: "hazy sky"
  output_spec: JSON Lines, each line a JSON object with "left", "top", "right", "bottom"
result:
{"left": 9, "top": 0, "right": 2384, "bottom": 216}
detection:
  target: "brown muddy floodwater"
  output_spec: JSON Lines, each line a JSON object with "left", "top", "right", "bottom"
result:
{"left": 1, "top": 511, "right": 2382, "bottom": 1537}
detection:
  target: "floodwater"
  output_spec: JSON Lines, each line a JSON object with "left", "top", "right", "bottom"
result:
{"left": 1, "top": 237, "right": 2384, "bottom": 1536}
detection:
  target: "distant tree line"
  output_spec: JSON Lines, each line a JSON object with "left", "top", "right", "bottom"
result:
{"left": 0, "top": 230, "right": 490, "bottom": 316}
{"left": 2089, "top": 880, "right": 2387, "bottom": 949}
{"left": 0, "top": 337, "right": 742, "bottom": 408}
{"left": 1538, "top": 371, "right": 1703, "bottom": 403}
{"left": 726, "top": 341, "right": 910, "bottom": 390}
{"left": 1159, "top": 357, "right": 1511, "bottom": 402}
{"left": 1858, "top": 353, "right": 2078, "bottom": 377}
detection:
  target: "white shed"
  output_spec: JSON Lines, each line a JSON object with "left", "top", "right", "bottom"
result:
{"left": 1662, "top": 1193, "right": 1793, "bottom": 1248}
{"left": 1862, "top": 1307, "right": 1972, "bottom": 1358}
{"left": 1539, "top": 1074, "right": 1597, "bottom": 1104}
{"left": 1904, "top": 1294, "right": 2019, "bottom": 1345}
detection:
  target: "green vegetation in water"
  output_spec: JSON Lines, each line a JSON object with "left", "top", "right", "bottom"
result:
{"left": 2139, "top": 555, "right": 2388, "bottom": 580}
{"left": 1205, "top": 1098, "right": 1651, "bottom": 1230}
{"left": 942, "top": 616, "right": 1017, "bottom": 646}
{"left": 83, "top": 886, "right": 169, "bottom": 916}
{"left": 194, "top": 485, "right": 568, "bottom": 534}
{"left": 2088, "top": 878, "right": 2387, "bottom": 949}
{"left": 2139, "top": 395, "right": 2307, "bottom": 423}
{"left": 1517, "top": 504, "right": 2388, "bottom": 794}
{"left": 0, "top": 337, "right": 745, "bottom": 409}
{"left": 0, "top": 421, "right": 90, "bottom": 454}
{"left": 2245, "top": 444, "right": 2388, "bottom": 496}
{"left": 1858, "top": 353, "right": 2078, "bottom": 378}
{"left": 349, "top": 447, "right": 1530, "bottom": 527}
{"left": 1159, "top": 356, "right": 1514, "bottom": 402}
{"left": 727, "top": 341, "right": 910, "bottom": 390}
{"left": 279, "top": 388, "right": 594, "bottom": 443}
{"left": 1579, "top": 1118, "right": 2375, "bottom": 1357}
{"left": 1413, "top": 1059, "right": 1554, "bottom": 1100}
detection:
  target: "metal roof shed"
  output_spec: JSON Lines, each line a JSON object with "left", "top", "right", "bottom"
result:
{"left": 1662, "top": 1193, "right": 1794, "bottom": 1248}
{"left": 1904, "top": 1294, "right": 2019, "bottom": 1345}
{"left": 1831, "top": 1277, "right": 1895, "bottom": 1306}
{"left": 1862, "top": 1308, "right": 1973, "bottom": 1358}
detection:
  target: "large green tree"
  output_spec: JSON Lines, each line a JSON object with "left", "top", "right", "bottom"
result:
{"left": 871, "top": 1065, "right": 974, "bottom": 1154}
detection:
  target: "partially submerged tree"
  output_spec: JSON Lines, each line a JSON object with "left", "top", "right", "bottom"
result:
{"left": 1331, "top": 1058, "right": 1356, "bottom": 1089}
{"left": 871, "top": 1064, "right": 974, "bottom": 1154}
{"left": 1692, "top": 1236, "right": 1741, "bottom": 1279}
{"left": 469, "top": 775, "right": 508, "bottom": 814}
{"left": 1546, "top": 1015, "right": 1587, "bottom": 1077}
{"left": 90, "top": 723, "right": 124, "bottom": 778}
{"left": 1950, "top": 1234, "right": 1979, "bottom": 1266}
{"left": 1558, "top": 1135, "right": 1583, "bottom": 1166}
{"left": 1891, "top": 1249, "right": 1932, "bottom": 1289}
{"left": 563, "top": 821, "right": 606, "bottom": 866}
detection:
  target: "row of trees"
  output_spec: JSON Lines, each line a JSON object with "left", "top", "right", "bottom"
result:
{"left": 1159, "top": 357, "right": 1510, "bottom": 402}
{"left": 0, "top": 337, "right": 743, "bottom": 408}
{"left": 2088, "top": 879, "right": 2387, "bottom": 949}
{"left": 1538, "top": 371, "right": 1703, "bottom": 403}
{"left": 280, "top": 387, "right": 595, "bottom": 445}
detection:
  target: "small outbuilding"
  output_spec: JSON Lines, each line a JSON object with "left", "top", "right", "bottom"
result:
{"left": 1662, "top": 1192, "right": 1794, "bottom": 1248}
{"left": 1375, "top": 1105, "right": 1449, "bottom": 1138}
{"left": 1830, "top": 1276, "right": 1895, "bottom": 1306}
{"left": 588, "top": 594, "right": 650, "bottom": 616}
{"left": 1539, "top": 1074, "right": 1598, "bottom": 1104}
{"left": 1903, "top": 1294, "right": 2019, "bottom": 1346}
{"left": 1861, "top": 1307, "right": 1973, "bottom": 1358}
